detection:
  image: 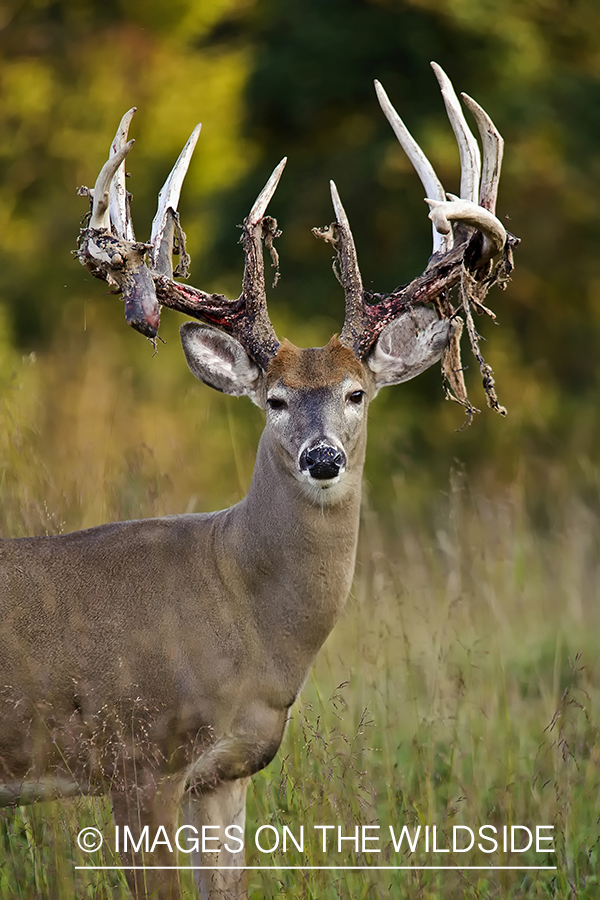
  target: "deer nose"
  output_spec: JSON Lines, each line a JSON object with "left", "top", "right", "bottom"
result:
{"left": 300, "top": 445, "right": 346, "bottom": 480}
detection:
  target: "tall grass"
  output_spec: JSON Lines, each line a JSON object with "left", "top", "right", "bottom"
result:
{"left": 247, "top": 480, "right": 599, "bottom": 898}
{"left": 0, "top": 322, "right": 598, "bottom": 898}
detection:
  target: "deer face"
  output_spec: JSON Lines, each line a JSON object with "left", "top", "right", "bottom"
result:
{"left": 180, "top": 310, "right": 452, "bottom": 503}
{"left": 262, "top": 337, "right": 371, "bottom": 500}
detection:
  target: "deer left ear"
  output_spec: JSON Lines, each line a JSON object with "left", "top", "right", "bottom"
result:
{"left": 365, "top": 306, "right": 452, "bottom": 389}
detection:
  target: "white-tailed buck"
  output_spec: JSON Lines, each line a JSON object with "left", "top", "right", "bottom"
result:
{"left": 0, "top": 64, "right": 516, "bottom": 899}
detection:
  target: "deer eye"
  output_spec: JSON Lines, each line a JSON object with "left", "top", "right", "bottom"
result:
{"left": 267, "top": 397, "right": 288, "bottom": 411}
{"left": 348, "top": 390, "right": 365, "bottom": 404}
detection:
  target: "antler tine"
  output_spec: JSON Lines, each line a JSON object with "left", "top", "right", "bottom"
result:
{"left": 232, "top": 158, "right": 286, "bottom": 367}
{"left": 80, "top": 112, "right": 286, "bottom": 363}
{"left": 247, "top": 157, "right": 287, "bottom": 226}
{"left": 153, "top": 158, "right": 287, "bottom": 368}
{"left": 430, "top": 62, "right": 481, "bottom": 204}
{"left": 461, "top": 93, "right": 504, "bottom": 214}
{"left": 329, "top": 180, "right": 365, "bottom": 351}
{"left": 425, "top": 195, "right": 506, "bottom": 259}
{"left": 374, "top": 79, "right": 450, "bottom": 254}
{"left": 90, "top": 139, "right": 135, "bottom": 230}
{"left": 425, "top": 64, "right": 506, "bottom": 262}
{"left": 150, "top": 123, "right": 202, "bottom": 276}
{"left": 311, "top": 62, "right": 515, "bottom": 374}
{"left": 108, "top": 107, "right": 137, "bottom": 241}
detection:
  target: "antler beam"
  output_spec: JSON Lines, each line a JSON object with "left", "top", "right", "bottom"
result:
{"left": 313, "top": 61, "right": 518, "bottom": 417}
{"left": 77, "top": 121, "right": 283, "bottom": 368}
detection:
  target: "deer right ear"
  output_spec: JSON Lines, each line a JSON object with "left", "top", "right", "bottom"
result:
{"left": 180, "top": 322, "right": 263, "bottom": 401}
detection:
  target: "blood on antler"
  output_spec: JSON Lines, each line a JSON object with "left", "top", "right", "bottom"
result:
{"left": 77, "top": 62, "right": 517, "bottom": 418}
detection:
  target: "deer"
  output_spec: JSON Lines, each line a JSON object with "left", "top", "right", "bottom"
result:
{"left": 0, "top": 63, "right": 516, "bottom": 899}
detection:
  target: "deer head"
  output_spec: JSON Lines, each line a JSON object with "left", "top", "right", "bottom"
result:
{"left": 76, "top": 63, "right": 516, "bottom": 503}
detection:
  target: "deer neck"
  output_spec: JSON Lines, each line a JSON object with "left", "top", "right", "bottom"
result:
{"left": 222, "top": 427, "right": 366, "bottom": 672}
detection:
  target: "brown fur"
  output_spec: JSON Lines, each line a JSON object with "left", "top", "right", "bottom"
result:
{"left": 266, "top": 335, "right": 364, "bottom": 388}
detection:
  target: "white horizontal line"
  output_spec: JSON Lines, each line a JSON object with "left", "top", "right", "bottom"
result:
{"left": 76, "top": 865, "right": 558, "bottom": 871}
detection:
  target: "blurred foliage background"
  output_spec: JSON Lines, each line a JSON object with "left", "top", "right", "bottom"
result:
{"left": 0, "top": 0, "right": 600, "bottom": 525}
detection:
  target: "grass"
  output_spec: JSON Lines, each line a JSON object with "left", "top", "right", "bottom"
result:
{"left": 0, "top": 324, "right": 598, "bottom": 898}
{"left": 245, "top": 481, "right": 599, "bottom": 898}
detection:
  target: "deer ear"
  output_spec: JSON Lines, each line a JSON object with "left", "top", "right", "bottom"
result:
{"left": 365, "top": 306, "right": 452, "bottom": 389}
{"left": 180, "top": 322, "right": 263, "bottom": 401}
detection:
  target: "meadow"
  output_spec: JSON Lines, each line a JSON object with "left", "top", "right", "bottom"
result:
{"left": 0, "top": 309, "right": 598, "bottom": 900}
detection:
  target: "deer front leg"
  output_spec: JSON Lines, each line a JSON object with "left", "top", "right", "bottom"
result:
{"left": 177, "top": 705, "right": 286, "bottom": 898}
{"left": 111, "top": 775, "right": 184, "bottom": 900}
{"left": 182, "top": 778, "right": 249, "bottom": 900}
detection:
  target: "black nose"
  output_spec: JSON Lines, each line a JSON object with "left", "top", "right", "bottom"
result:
{"left": 300, "top": 445, "right": 346, "bottom": 480}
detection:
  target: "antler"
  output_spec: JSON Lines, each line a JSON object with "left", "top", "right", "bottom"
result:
{"left": 77, "top": 113, "right": 282, "bottom": 369}
{"left": 77, "top": 66, "right": 517, "bottom": 414}
{"left": 313, "top": 61, "right": 518, "bottom": 417}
